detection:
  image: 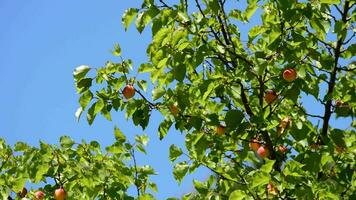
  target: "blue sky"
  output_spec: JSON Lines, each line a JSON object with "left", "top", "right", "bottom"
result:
{"left": 0, "top": 0, "right": 352, "bottom": 199}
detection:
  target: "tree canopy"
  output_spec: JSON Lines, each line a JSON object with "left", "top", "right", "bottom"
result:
{"left": 1, "top": 0, "right": 355, "bottom": 199}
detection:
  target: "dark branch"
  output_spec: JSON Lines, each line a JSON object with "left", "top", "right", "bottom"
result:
{"left": 321, "top": 1, "right": 351, "bottom": 144}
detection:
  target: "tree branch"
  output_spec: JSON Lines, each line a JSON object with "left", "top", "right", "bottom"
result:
{"left": 237, "top": 81, "right": 254, "bottom": 117}
{"left": 158, "top": 0, "right": 172, "bottom": 9}
{"left": 130, "top": 149, "right": 141, "bottom": 197}
{"left": 321, "top": 1, "right": 351, "bottom": 144}
{"left": 135, "top": 88, "right": 157, "bottom": 109}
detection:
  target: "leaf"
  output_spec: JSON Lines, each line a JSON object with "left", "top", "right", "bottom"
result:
{"left": 106, "top": 143, "right": 124, "bottom": 154}
{"left": 139, "top": 165, "right": 156, "bottom": 175}
{"left": 152, "top": 87, "right": 165, "bottom": 100}
{"left": 149, "top": 182, "right": 158, "bottom": 193}
{"left": 101, "top": 105, "right": 112, "bottom": 121}
{"left": 230, "top": 9, "right": 245, "bottom": 21}
{"left": 260, "top": 160, "right": 275, "bottom": 173}
{"left": 138, "top": 63, "right": 155, "bottom": 73}
{"left": 136, "top": 143, "right": 147, "bottom": 154}
{"left": 173, "top": 161, "right": 189, "bottom": 184}
{"left": 94, "top": 98, "right": 105, "bottom": 115}
{"left": 158, "top": 119, "right": 173, "bottom": 140}
{"left": 75, "top": 107, "right": 83, "bottom": 121}
{"left": 114, "top": 126, "right": 126, "bottom": 142}
{"left": 135, "top": 7, "right": 160, "bottom": 33}
{"left": 251, "top": 171, "right": 270, "bottom": 189}
{"left": 268, "top": 28, "right": 281, "bottom": 44}
{"left": 169, "top": 145, "right": 183, "bottom": 162}
{"left": 283, "top": 160, "right": 305, "bottom": 177}
{"left": 173, "top": 64, "right": 186, "bottom": 82}
{"left": 122, "top": 8, "right": 139, "bottom": 31}
{"left": 14, "top": 142, "right": 30, "bottom": 152}
{"left": 12, "top": 178, "right": 26, "bottom": 192}
{"left": 86, "top": 102, "right": 97, "bottom": 125}
{"left": 34, "top": 164, "right": 48, "bottom": 183}
{"left": 137, "top": 80, "right": 148, "bottom": 92}
{"left": 138, "top": 194, "right": 155, "bottom": 200}
{"left": 76, "top": 78, "right": 92, "bottom": 93}
{"left": 202, "top": 81, "right": 217, "bottom": 101}
{"left": 248, "top": 26, "right": 265, "bottom": 41}
{"left": 73, "top": 65, "right": 90, "bottom": 81}
{"left": 60, "top": 136, "right": 75, "bottom": 148}
{"left": 135, "top": 134, "right": 149, "bottom": 146}
{"left": 112, "top": 43, "right": 121, "bottom": 56}
{"left": 245, "top": 2, "right": 258, "bottom": 20}
{"left": 225, "top": 110, "right": 244, "bottom": 130}
{"left": 320, "top": 0, "right": 340, "bottom": 4}
{"left": 79, "top": 90, "right": 93, "bottom": 109}
{"left": 193, "top": 179, "right": 208, "bottom": 194}
{"left": 229, "top": 190, "right": 249, "bottom": 200}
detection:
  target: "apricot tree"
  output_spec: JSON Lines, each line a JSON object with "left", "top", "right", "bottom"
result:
{"left": 1, "top": 0, "right": 355, "bottom": 199}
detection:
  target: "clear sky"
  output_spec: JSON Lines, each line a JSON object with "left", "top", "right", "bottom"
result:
{"left": 0, "top": 0, "right": 351, "bottom": 199}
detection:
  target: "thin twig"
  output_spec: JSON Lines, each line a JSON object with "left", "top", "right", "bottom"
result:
{"left": 131, "top": 149, "right": 141, "bottom": 197}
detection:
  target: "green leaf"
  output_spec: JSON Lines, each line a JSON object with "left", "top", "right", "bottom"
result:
{"left": 320, "top": 0, "right": 340, "bottom": 4}
{"left": 152, "top": 87, "right": 165, "bottom": 100}
{"left": 193, "top": 179, "right": 208, "bottom": 194}
{"left": 106, "top": 143, "right": 124, "bottom": 154}
{"left": 12, "top": 178, "right": 26, "bottom": 192}
{"left": 138, "top": 194, "right": 155, "bottom": 200}
{"left": 14, "top": 142, "right": 30, "bottom": 152}
{"left": 76, "top": 78, "right": 92, "bottom": 93}
{"left": 229, "top": 190, "right": 249, "bottom": 200}
{"left": 136, "top": 143, "right": 147, "bottom": 154}
{"left": 79, "top": 90, "right": 93, "bottom": 109}
{"left": 112, "top": 43, "right": 122, "bottom": 56}
{"left": 135, "top": 134, "right": 149, "bottom": 146}
{"left": 34, "top": 164, "right": 49, "bottom": 183}
{"left": 60, "top": 136, "right": 75, "bottom": 148}
{"left": 230, "top": 9, "right": 245, "bottom": 21}
{"left": 173, "top": 64, "right": 186, "bottom": 82}
{"left": 250, "top": 171, "right": 270, "bottom": 189}
{"left": 114, "top": 126, "right": 126, "bottom": 142}
{"left": 283, "top": 160, "right": 305, "bottom": 177}
{"left": 169, "top": 144, "right": 183, "bottom": 162}
{"left": 268, "top": 28, "right": 281, "bottom": 44}
{"left": 158, "top": 119, "right": 173, "bottom": 140}
{"left": 122, "top": 8, "right": 139, "bottom": 31}
{"left": 248, "top": 26, "right": 265, "bottom": 41}
{"left": 260, "top": 160, "right": 276, "bottom": 173}
{"left": 173, "top": 161, "right": 189, "bottom": 184}
{"left": 73, "top": 65, "right": 90, "bottom": 81}
{"left": 149, "top": 182, "right": 158, "bottom": 193}
{"left": 94, "top": 98, "right": 105, "bottom": 115}
{"left": 245, "top": 2, "right": 258, "bottom": 20}
{"left": 87, "top": 102, "right": 97, "bottom": 125}
{"left": 135, "top": 7, "right": 159, "bottom": 33}
{"left": 137, "top": 80, "right": 148, "bottom": 92}
{"left": 101, "top": 105, "right": 112, "bottom": 121}
{"left": 138, "top": 63, "right": 155, "bottom": 73}
{"left": 139, "top": 165, "right": 156, "bottom": 175}
{"left": 225, "top": 110, "right": 244, "bottom": 130}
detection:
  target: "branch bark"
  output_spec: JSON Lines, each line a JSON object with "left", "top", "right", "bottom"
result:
{"left": 320, "top": 1, "right": 350, "bottom": 144}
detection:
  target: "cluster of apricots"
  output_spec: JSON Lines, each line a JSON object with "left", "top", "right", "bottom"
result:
{"left": 15, "top": 187, "right": 66, "bottom": 200}
{"left": 265, "top": 68, "right": 297, "bottom": 104}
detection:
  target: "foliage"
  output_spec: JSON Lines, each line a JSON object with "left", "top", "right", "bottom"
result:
{"left": 1, "top": 0, "right": 356, "bottom": 199}
{"left": 0, "top": 130, "right": 155, "bottom": 199}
